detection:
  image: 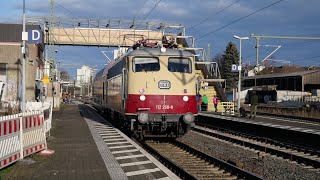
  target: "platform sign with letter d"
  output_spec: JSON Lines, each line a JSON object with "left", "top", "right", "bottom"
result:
{"left": 27, "top": 29, "right": 42, "bottom": 44}
{"left": 231, "top": 64, "right": 239, "bottom": 72}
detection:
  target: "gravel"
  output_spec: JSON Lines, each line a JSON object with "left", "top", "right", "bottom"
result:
{"left": 178, "top": 131, "right": 320, "bottom": 180}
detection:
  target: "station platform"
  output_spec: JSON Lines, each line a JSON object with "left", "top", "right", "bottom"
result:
{"left": 199, "top": 111, "right": 320, "bottom": 135}
{"left": 2, "top": 101, "right": 179, "bottom": 180}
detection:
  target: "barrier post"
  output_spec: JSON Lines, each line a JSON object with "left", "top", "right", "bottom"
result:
{"left": 41, "top": 113, "right": 47, "bottom": 150}
{"left": 48, "top": 105, "right": 52, "bottom": 137}
{"left": 19, "top": 114, "right": 24, "bottom": 160}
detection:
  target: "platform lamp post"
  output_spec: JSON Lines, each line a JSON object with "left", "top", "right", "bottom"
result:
{"left": 21, "top": 0, "right": 27, "bottom": 112}
{"left": 234, "top": 35, "right": 249, "bottom": 117}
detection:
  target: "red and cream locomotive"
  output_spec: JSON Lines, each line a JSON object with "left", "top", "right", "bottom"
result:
{"left": 92, "top": 38, "right": 197, "bottom": 139}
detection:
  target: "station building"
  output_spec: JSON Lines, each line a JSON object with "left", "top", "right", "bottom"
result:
{"left": 0, "top": 23, "right": 45, "bottom": 103}
{"left": 242, "top": 69, "right": 320, "bottom": 92}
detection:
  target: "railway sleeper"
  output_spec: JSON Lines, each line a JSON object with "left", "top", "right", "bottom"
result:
{"left": 163, "top": 151, "right": 191, "bottom": 154}
{"left": 181, "top": 165, "right": 215, "bottom": 170}
{"left": 173, "top": 160, "right": 211, "bottom": 165}
{"left": 167, "top": 157, "right": 204, "bottom": 162}
{"left": 164, "top": 154, "right": 197, "bottom": 158}
{"left": 193, "top": 174, "right": 234, "bottom": 179}
{"left": 192, "top": 173, "right": 234, "bottom": 179}
{"left": 174, "top": 161, "right": 211, "bottom": 165}
{"left": 184, "top": 168, "right": 225, "bottom": 174}
{"left": 194, "top": 172, "right": 233, "bottom": 177}
{"left": 199, "top": 176, "right": 237, "bottom": 180}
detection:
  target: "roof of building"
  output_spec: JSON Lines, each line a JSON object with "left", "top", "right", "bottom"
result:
{"left": 243, "top": 69, "right": 320, "bottom": 80}
{"left": 258, "top": 66, "right": 307, "bottom": 74}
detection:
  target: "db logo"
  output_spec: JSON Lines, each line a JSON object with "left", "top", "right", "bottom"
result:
{"left": 158, "top": 80, "right": 171, "bottom": 89}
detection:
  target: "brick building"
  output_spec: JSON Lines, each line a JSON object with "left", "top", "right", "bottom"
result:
{"left": 0, "top": 24, "right": 45, "bottom": 103}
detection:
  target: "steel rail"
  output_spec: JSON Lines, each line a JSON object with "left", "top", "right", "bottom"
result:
{"left": 141, "top": 140, "right": 262, "bottom": 180}
{"left": 194, "top": 123, "right": 320, "bottom": 169}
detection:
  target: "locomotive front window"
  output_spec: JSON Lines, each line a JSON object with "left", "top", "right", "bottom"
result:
{"left": 133, "top": 57, "right": 160, "bottom": 72}
{"left": 168, "top": 57, "right": 192, "bottom": 73}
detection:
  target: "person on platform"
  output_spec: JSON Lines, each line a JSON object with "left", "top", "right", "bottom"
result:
{"left": 202, "top": 94, "right": 208, "bottom": 111}
{"left": 213, "top": 95, "right": 219, "bottom": 112}
{"left": 196, "top": 94, "right": 202, "bottom": 111}
{"left": 249, "top": 91, "right": 258, "bottom": 119}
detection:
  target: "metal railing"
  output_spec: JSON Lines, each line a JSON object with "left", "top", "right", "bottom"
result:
{"left": 220, "top": 102, "right": 235, "bottom": 115}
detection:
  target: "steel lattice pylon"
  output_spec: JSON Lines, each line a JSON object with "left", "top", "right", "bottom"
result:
{"left": 49, "top": 0, "right": 55, "bottom": 79}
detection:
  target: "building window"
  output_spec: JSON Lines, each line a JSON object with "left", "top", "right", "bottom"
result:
{"left": 0, "top": 64, "right": 7, "bottom": 100}
{"left": 35, "top": 67, "right": 43, "bottom": 80}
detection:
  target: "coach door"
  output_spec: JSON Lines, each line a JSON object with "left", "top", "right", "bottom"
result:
{"left": 121, "top": 67, "right": 127, "bottom": 109}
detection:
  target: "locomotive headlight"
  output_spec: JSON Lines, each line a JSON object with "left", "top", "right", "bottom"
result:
{"left": 140, "top": 95, "right": 146, "bottom": 101}
{"left": 138, "top": 113, "right": 149, "bottom": 124}
{"left": 183, "top": 95, "right": 189, "bottom": 102}
{"left": 160, "top": 46, "right": 166, "bottom": 53}
{"left": 183, "top": 113, "right": 195, "bottom": 125}
{"left": 139, "top": 88, "right": 145, "bottom": 94}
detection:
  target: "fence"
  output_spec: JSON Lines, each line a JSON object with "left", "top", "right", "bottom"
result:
{"left": 220, "top": 102, "right": 235, "bottom": 115}
{"left": 42, "top": 104, "right": 52, "bottom": 137}
{"left": 304, "top": 96, "right": 320, "bottom": 102}
{"left": 0, "top": 111, "right": 47, "bottom": 169}
{"left": 26, "top": 102, "right": 52, "bottom": 137}
{"left": 281, "top": 95, "right": 320, "bottom": 102}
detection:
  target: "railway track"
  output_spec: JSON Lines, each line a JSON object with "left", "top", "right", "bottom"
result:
{"left": 88, "top": 103, "right": 262, "bottom": 179}
{"left": 194, "top": 123, "right": 320, "bottom": 170}
{"left": 256, "top": 111, "right": 320, "bottom": 124}
{"left": 141, "top": 140, "right": 262, "bottom": 180}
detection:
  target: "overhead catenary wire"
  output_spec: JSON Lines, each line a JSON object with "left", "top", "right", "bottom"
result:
{"left": 187, "top": 0, "right": 241, "bottom": 32}
{"left": 137, "top": 0, "right": 162, "bottom": 27}
{"left": 294, "top": 55, "right": 320, "bottom": 62}
{"left": 54, "top": 1, "right": 76, "bottom": 17}
{"left": 196, "top": 0, "right": 285, "bottom": 41}
{"left": 132, "top": 0, "right": 150, "bottom": 22}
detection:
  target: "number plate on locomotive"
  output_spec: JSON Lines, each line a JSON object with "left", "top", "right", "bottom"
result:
{"left": 158, "top": 80, "right": 171, "bottom": 89}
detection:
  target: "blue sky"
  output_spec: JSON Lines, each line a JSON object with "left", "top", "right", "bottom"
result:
{"left": 1, "top": 0, "right": 320, "bottom": 78}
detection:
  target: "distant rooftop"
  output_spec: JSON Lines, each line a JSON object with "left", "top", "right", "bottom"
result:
{"left": 258, "top": 66, "right": 308, "bottom": 74}
{"left": 243, "top": 69, "right": 320, "bottom": 80}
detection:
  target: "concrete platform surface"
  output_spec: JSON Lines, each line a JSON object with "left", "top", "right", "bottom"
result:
{"left": 1, "top": 103, "right": 112, "bottom": 180}
{"left": 199, "top": 111, "right": 320, "bottom": 135}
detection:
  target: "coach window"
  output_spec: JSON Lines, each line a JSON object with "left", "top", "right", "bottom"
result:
{"left": 168, "top": 57, "right": 192, "bottom": 73}
{"left": 133, "top": 57, "right": 160, "bottom": 72}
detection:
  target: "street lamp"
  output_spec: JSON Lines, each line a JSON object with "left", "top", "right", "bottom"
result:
{"left": 234, "top": 35, "right": 249, "bottom": 117}
{"left": 21, "top": 0, "right": 26, "bottom": 112}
